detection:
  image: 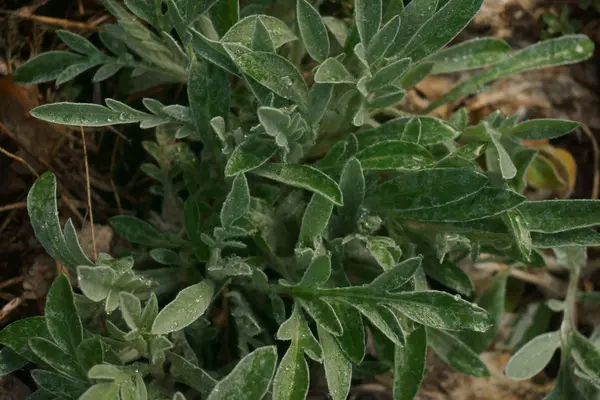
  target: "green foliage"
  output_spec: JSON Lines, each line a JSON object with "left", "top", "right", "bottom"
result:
{"left": 3, "top": 0, "right": 600, "bottom": 399}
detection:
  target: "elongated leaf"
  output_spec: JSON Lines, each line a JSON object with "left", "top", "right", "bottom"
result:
{"left": 368, "top": 58, "right": 412, "bottom": 92}
{"left": 428, "top": 328, "right": 490, "bottom": 377}
{"left": 401, "top": 187, "right": 525, "bottom": 222}
{"left": 45, "top": 273, "right": 82, "bottom": 354}
{"left": 234, "top": 51, "right": 308, "bottom": 105}
{"left": 332, "top": 303, "right": 366, "bottom": 364}
{"left": 222, "top": 15, "right": 296, "bottom": 49}
{"left": 31, "top": 369, "right": 86, "bottom": 399}
{"left": 427, "top": 38, "right": 510, "bottom": 74}
{"left": 519, "top": 200, "right": 600, "bottom": 233}
{"left": 366, "top": 15, "right": 400, "bottom": 64}
{"left": 30, "top": 102, "right": 138, "bottom": 127}
{"left": 485, "top": 123, "right": 517, "bottom": 179}
{"left": 252, "top": 163, "right": 343, "bottom": 205}
{"left": 370, "top": 257, "right": 423, "bottom": 291}
{"left": 357, "top": 117, "right": 459, "bottom": 148}
{"left": 422, "top": 259, "right": 474, "bottom": 296}
{"left": 509, "top": 119, "right": 580, "bottom": 140}
{"left": 306, "top": 83, "right": 333, "bottom": 125}
{"left": 207, "top": 346, "right": 277, "bottom": 400}
{"left": 221, "top": 174, "right": 251, "bottom": 228}
{"left": 386, "top": 0, "right": 438, "bottom": 56}
{"left": 393, "top": 325, "right": 427, "bottom": 400}
{"left": 0, "top": 346, "right": 28, "bottom": 377}
{"left": 57, "top": 30, "right": 99, "bottom": 55}
{"left": 297, "top": 0, "right": 329, "bottom": 62}
{"left": 401, "top": 0, "right": 483, "bottom": 62}
{"left": 225, "top": 137, "right": 278, "bottom": 176}
{"left": 318, "top": 325, "right": 352, "bottom": 400}
{"left": 299, "top": 297, "right": 343, "bottom": 335}
{"left": 532, "top": 228, "right": 600, "bottom": 248}
{"left": 109, "top": 216, "right": 171, "bottom": 247}
{"left": 504, "top": 331, "right": 560, "bottom": 380}
{"left": 273, "top": 344, "right": 309, "bottom": 400}
{"left": 366, "top": 168, "right": 487, "bottom": 211}
{"left": 299, "top": 194, "right": 334, "bottom": 245}
{"left": 252, "top": 17, "right": 275, "bottom": 52}
{"left": 354, "top": 140, "right": 433, "bottom": 170}
{"left": 152, "top": 281, "right": 214, "bottom": 335}
{"left": 571, "top": 331, "right": 600, "bottom": 388}
{"left": 335, "top": 158, "right": 365, "bottom": 235}
{"left": 29, "top": 337, "right": 84, "bottom": 379}
{"left": 355, "top": 0, "right": 382, "bottom": 47}
{"left": 190, "top": 28, "right": 241, "bottom": 75}
{"left": 314, "top": 58, "right": 356, "bottom": 84}
{"left": 13, "top": 51, "right": 87, "bottom": 84}
{"left": 0, "top": 317, "right": 50, "bottom": 364}
{"left": 426, "top": 35, "right": 594, "bottom": 112}
{"left": 169, "top": 352, "right": 217, "bottom": 396}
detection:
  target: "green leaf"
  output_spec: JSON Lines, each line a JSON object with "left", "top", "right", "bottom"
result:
{"left": 401, "top": 0, "right": 483, "bottom": 62}
{"left": 318, "top": 325, "right": 352, "bottom": 400}
{"left": 152, "top": 280, "right": 214, "bottom": 335}
{"left": 273, "top": 344, "right": 309, "bottom": 400}
{"left": 370, "top": 257, "right": 422, "bottom": 291}
{"left": 422, "top": 259, "right": 474, "bottom": 296}
{"left": 120, "top": 292, "right": 142, "bottom": 330}
{"left": 277, "top": 303, "right": 322, "bottom": 360}
{"left": 252, "top": 163, "right": 343, "bottom": 205}
{"left": 571, "top": 331, "right": 600, "bottom": 388}
{"left": 335, "top": 158, "right": 365, "bottom": 235}
{"left": 366, "top": 168, "right": 488, "bottom": 211}
{"left": 252, "top": 17, "right": 276, "bottom": 52}
{"left": 45, "top": 273, "right": 83, "bottom": 354}
{"left": 80, "top": 382, "right": 120, "bottom": 400}
{"left": 13, "top": 51, "right": 87, "bottom": 84}
{"left": 233, "top": 51, "right": 308, "bottom": 105}
{"left": 92, "top": 63, "right": 122, "bottom": 82}
{"left": 150, "top": 248, "right": 181, "bottom": 265}
{"left": 207, "top": 346, "right": 277, "bottom": 400}
{"left": 31, "top": 369, "right": 86, "bottom": 399}
{"left": 532, "top": 228, "right": 600, "bottom": 248}
{"left": 519, "top": 200, "right": 600, "bottom": 233}
{"left": 299, "top": 194, "right": 334, "bottom": 245}
{"left": 226, "top": 137, "right": 279, "bottom": 176}
{"left": 426, "top": 35, "right": 594, "bottom": 112}
{"left": 306, "top": 83, "right": 333, "bottom": 125}
{"left": 29, "top": 337, "right": 84, "bottom": 379}
{"left": 221, "top": 174, "right": 251, "bottom": 228}
{"left": 30, "top": 102, "right": 138, "bottom": 127}
{"left": 368, "top": 58, "right": 411, "bottom": 92}
{"left": 355, "top": 0, "right": 382, "bottom": 47}
{"left": 386, "top": 0, "right": 438, "bottom": 56}
{"left": 297, "top": 0, "right": 329, "bottom": 62}
{"left": 57, "top": 30, "right": 99, "bottom": 55}
{"left": 484, "top": 122, "right": 517, "bottom": 179}
{"left": 222, "top": 15, "right": 296, "bottom": 49}
{"left": 109, "top": 216, "right": 170, "bottom": 247}
{"left": 77, "top": 266, "right": 116, "bottom": 302}
{"left": 504, "top": 331, "right": 560, "bottom": 380}
{"left": 393, "top": 325, "right": 427, "bottom": 400}
{"left": 357, "top": 117, "right": 459, "bottom": 148}
{"left": 504, "top": 210, "right": 532, "bottom": 260}
{"left": 169, "top": 352, "right": 217, "bottom": 396}
{"left": 509, "top": 119, "right": 580, "bottom": 140}
{"left": 427, "top": 328, "right": 490, "bottom": 377}
{"left": 314, "top": 58, "right": 356, "bottom": 84}
{"left": 0, "top": 347, "right": 28, "bottom": 376}
{"left": 0, "top": 317, "right": 50, "bottom": 363}
{"left": 76, "top": 338, "right": 104, "bottom": 372}
{"left": 190, "top": 28, "right": 241, "bottom": 76}
{"left": 332, "top": 303, "right": 366, "bottom": 364}
{"left": 426, "top": 38, "right": 510, "bottom": 74}
{"left": 366, "top": 15, "right": 400, "bottom": 64}
{"left": 397, "top": 61, "right": 434, "bottom": 88}
{"left": 354, "top": 140, "right": 433, "bottom": 170}
{"left": 401, "top": 187, "right": 525, "bottom": 222}
{"left": 210, "top": 0, "right": 240, "bottom": 37}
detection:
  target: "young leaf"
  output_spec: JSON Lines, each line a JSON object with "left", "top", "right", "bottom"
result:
{"left": 355, "top": 0, "right": 382, "bottom": 47}
{"left": 79, "top": 382, "right": 120, "bottom": 400}
{"left": 354, "top": 140, "right": 433, "bottom": 170}
{"left": 152, "top": 281, "right": 214, "bottom": 335}
{"left": 386, "top": 0, "right": 438, "bottom": 56}
{"left": 45, "top": 273, "right": 83, "bottom": 354}
{"left": 427, "top": 328, "right": 490, "bottom": 377}
{"left": 299, "top": 194, "right": 334, "bottom": 245}
{"left": 76, "top": 338, "right": 104, "bottom": 372}
{"left": 13, "top": 51, "right": 87, "bottom": 84}
{"left": 519, "top": 200, "right": 600, "bottom": 233}
{"left": 306, "top": 83, "right": 333, "bottom": 126}
{"left": 109, "top": 215, "right": 175, "bottom": 247}
{"left": 393, "top": 325, "right": 427, "bottom": 400}
{"left": 225, "top": 137, "right": 278, "bottom": 177}
{"left": 365, "top": 168, "right": 488, "bottom": 211}
{"left": 508, "top": 119, "right": 580, "bottom": 140}
{"left": 484, "top": 123, "right": 517, "bottom": 179}
{"left": 57, "top": 30, "right": 99, "bottom": 55}
{"left": 221, "top": 174, "right": 251, "bottom": 228}
{"left": 297, "top": 0, "right": 330, "bottom": 62}
{"left": 317, "top": 325, "right": 352, "bottom": 400}
{"left": 314, "top": 58, "right": 356, "bottom": 84}
{"left": 368, "top": 58, "right": 411, "bottom": 92}
{"left": 208, "top": 346, "right": 277, "bottom": 400}
{"left": 120, "top": 292, "right": 142, "bottom": 330}
{"left": 426, "top": 38, "right": 510, "bottom": 74}
{"left": 366, "top": 15, "right": 400, "bottom": 64}
{"left": 370, "top": 257, "right": 423, "bottom": 291}
{"left": 252, "top": 163, "right": 343, "bottom": 205}
{"left": 504, "top": 331, "right": 560, "bottom": 380}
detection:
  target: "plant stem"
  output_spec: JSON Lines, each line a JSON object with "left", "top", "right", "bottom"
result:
{"left": 559, "top": 266, "right": 580, "bottom": 373}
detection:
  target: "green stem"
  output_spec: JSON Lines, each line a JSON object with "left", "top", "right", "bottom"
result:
{"left": 559, "top": 266, "right": 580, "bottom": 375}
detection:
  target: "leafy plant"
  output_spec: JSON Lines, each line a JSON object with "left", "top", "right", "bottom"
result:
{"left": 1, "top": 0, "right": 600, "bottom": 399}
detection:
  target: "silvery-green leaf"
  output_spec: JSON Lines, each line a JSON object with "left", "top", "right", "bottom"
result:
{"left": 45, "top": 273, "right": 83, "bottom": 354}
{"left": 225, "top": 136, "right": 278, "bottom": 176}
{"left": 13, "top": 51, "right": 87, "bottom": 84}
{"left": 119, "top": 292, "right": 142, "bottom": 330}
{"left": 368, "top": 58, "right": 411, "bottom": 92}
{"left": 297, "top": 0, "right": 330, "bottom": 62}
{"left": 369, "top": 257, "right": 422, "bottom": 291}
{"left": 504, "top": 210, "right": 532, "bottom": 260}
{"left": 426, "top": 35, "right": 594, "bottom": 112}
{"left": 386, "top": 0, "right": 438, "bottom": 57}
{"left": 352, "top": 303, "right": 404, "bottom": 345}
{"left": 208, "top": 346, "right": 277, "bottom": 400}
{"left": 55, "top": 59, "right": 103, "bottom": 86}
{"left": 366, "top": 168, "right": 487, "bottom": 211}
{"left": 222, "top": 15, "right": 296, "bottom": 49}
{"left": 79, "top": 382, "right": 120, "bottom": 400}
{"left": 57, "top": 30, "right": 100, "bottom": 55}
{"left": 519, "top": 200, "right": 600, "bottom": 233}
{"left": 505, "top": 331, "right": 560, "bottom": 380}
{"left": 484, "top": 122, "right": 517, "bottom": 179}
{"left": 401, "top": 0, "right": 484, "bottom": 62}
{"left": 210, "top": 0, "right": 240, "bottom": 37}
{"left": 109, "top": 216, "right": 171, "bottom": 247}
{"left": 426, "top": 38, "right": 511, "bottom": 74}
{"left": 355, "top": 0, "right": 382, "bottom": 47}
{"left": 335, "top": 158, "right": 365, "bottom": 235}
{"left": 252, "top": 17, "right": 275, "bottom": 52}
{"left": 190, "top": 28, "right": 241, "bottom": 75}
{"left": 531, "top": 228, "right": 600, "bottom": 248}
{"left": 273, "top": 344, "right": 309, "bottom": 400}
{"left": 427, "top": 328, "right": 490, "bottom": 377}
{"left": 299, "top": 297, "right": 343, "bottom": 335}
{"left": 401, "top": 187, "right": 525, "bottom": 222}
{"left": 234, "top": 51, "right": 308, "bottom": 105}
{"left": 150, "top": 248, "right": 181, "bottom": 265}
{"left": 252, "top": 163, "right": 343, "bottom": 205}
{"left": 422, "top": 259, "right": 474, "bottom": 296}
{"left": 306, "top": 83, "right": 333, "bottom": 125}
{"left": 31, "top": 369, "right": 87, "bottom": 399}
{"left": 571, "top": 331, "right": 600, "bottom": 388}
{"left": 0, "top": 347, "right": 27, "bottom": 377}
{"left": 152, "top": 280, "right": 214, "bottom": 335}
{"left": 401, "top": 117, "right": 421, "bottom": 143}
{"left": 276, "top": 303, "right": 322, "bottom": 361}
{"left": 76, "top": 338, "right": 104, "bottom": 372}
{"left": 397, "top": 61, "right": 434, "bottom": 88}
{"left": 92, "top": 63, "right": 123, "bottom": 82}
{"left": 354, "top": 140, "right": 433, "bottom": 170}
{"left": 323, "top": 16, "right": 349, "bottom": 47}
{"left": 169, "top": 352, "right": 217, "bottom": 397}
{"left": 314, "top": 58, "right": 356, "bottom": 84}
{"left": 369, "top": 87, "right": 406, "bottom": 108}
{"left": 366, "top": 15, "right": 400, "bottom": 64}
{"left": 221, "top": 173, "right": 251, "bottom": 228}
{"left": 508, "top": 119, "right": 579, "bottom": 140}
{"left": 299, "top": 194, "right": 334, "bottom": 245}
{"left": 318, "top": 325, "right": 352, "bottom": 400}
{"left": 0, "top": 317, "right": 50, "bottom": 364}
{"left": 30, "top": 102, "right": 135, "bottom": 127}
{"left": 393, "top": 325, "right": 426, "bottom": 400}
{"left": 29, "top": 337, "right": 84, "bottom": 379}
{"left": 332, "top": 303, "right": 366, "bottom": 364}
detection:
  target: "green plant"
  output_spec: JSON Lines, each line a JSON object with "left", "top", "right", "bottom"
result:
{"left": 1, "top": 0, "right": 600, "bottom": 399}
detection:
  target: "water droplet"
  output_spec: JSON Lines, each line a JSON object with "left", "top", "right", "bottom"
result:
{"left": 576, "top": 45, "right": 585, "bottom": 54}
{"left": 453, "top": 294, "right": 461, "bottom": 301}
{"left": 282, "top": 76, "right": 293, "bottom": 86}
{"left": 119, "top": 113, "right": 130, "bottom": 121}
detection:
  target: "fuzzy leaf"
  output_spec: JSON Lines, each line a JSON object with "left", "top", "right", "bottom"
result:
{"left": 366, "top": 15, "right": 400, "bottom": 64}
{"left": 299, "top": 194, "right": 334, "bottom": 245}
{"left": 109, "top": 216, "right": 172, "bottom": 247}
{"left": 29, "top": 337, "right": 84, "bottom": 379}
{"left": 422, "top": 259, "right": 474, "bottom": 296}
{"left": 504, "top": 331, "right": 560, "bottom": 380}
{"left": 509, "top": 119, "right": 580, "bottom": 140}
{"left": 428, "top": 328, "right": 490, "bottom": 377}
{"left": 13, "top": 51, "right": 87, "bottom": 84}
{"left": 355, "top": 0, "right": 382, "bottom": 47}
{"left": 354, "top": 140, "right": 433, "bottom": 170}
{"left": 386, "top": 0, "right": 438, "bottom": 56}
{"left": 427, "top": 38, "right": 510, "bottom": 74}
{"left": 169, "top": 352, "right": 217, "bottom": 396}
{"left": 0, "top": 317, "right": 50, "bottom": 364}
{"left": 45, "top": 273, "right": 83, "bottom": 354}
{"left": 314, "top": 58, "right": 356, "bottom": 84}
{"left": 77, "top": 266, "right": 115, "bottom": 302}
{"left": 221, "top": 174, "right": 251, "bottom": 228}
{"left": 332, "top": 303, "right": 366, "bottom": 364}
{"left": 368, "top": 58, "right": 412, "bottom": 92}
{"left": 222, "top": 15, "right": 296, "bottom": 49}
{"left": 571, "top": 331, "right": 600, "bottom": 388}
{"left": 226, "top": 137, "right": 278, "bottom": 176}
{"left": 0, "top": 347, "right": 27, "bottom": 377}
{"left": 318, "top": 325, "right": 352, "bottom": 400}
{"left": 531, "top": 228, "right": 600, "bottom": 248}
{"left": 335, "top": 158, "right": 365, "bottom": 234}
{"left": 297, "top": 0, "right": 330, "bottom": 62}
{"left": 393, "top": 325, "right": 427, "bottom": 400}
{"left": 519, "top": 200, "right": 600, "bottom": 233}
{"left": 273, "top": 344, "right": 309, "bottom": 400}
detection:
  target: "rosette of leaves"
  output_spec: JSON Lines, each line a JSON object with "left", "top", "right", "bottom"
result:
{"left": 2, "top": 0, "right": 600, "bottom": 399}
